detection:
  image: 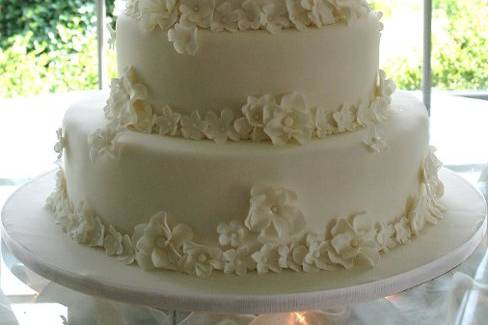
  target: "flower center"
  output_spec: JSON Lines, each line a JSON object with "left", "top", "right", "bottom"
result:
{"left": 156, "top": 237, "right": 167, "bottom": 248}
{"left": 198, "top": 253, "right": 208, "bottom": 263}
{"left": 350, "top": 239, "right": 359, "bottom": 248}
{"left": 270, "top": 205, "right": 280, "bottom": 214}
{"left": 193, "top": 5, "right": 200, "bottom": 12}
{"left": 283, "top": 116, "right": 295, "bottom": 128}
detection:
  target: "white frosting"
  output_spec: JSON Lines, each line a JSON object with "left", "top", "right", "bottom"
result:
{"left": 116, "top": 11, "right": 381, "bottom": 117}
{"left": 47, "top": 142, "right": 444, "bottom": 277}
{"left": 124, "top": 0, "right": 375, "bottom": 55}
{"left": 61, "top": 91, "right": 428, "bottom": 243}
{"left": 99, "top": 66, "right": 395, "bottom": 148}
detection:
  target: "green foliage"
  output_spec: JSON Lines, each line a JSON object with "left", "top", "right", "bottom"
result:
{"left": 375, "top": 0, "right": 488, "bottom": 90}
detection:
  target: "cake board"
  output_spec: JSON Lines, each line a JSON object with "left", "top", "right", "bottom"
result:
{"left": 1, "top": 168, "right": 486, "bottom": 314}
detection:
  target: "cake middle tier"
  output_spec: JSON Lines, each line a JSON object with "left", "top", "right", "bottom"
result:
{"left": 63, "top": 91, "right": 428, "bottom": 245}
{"left": 116, "top": 12, "right": 381, "bottom": 116}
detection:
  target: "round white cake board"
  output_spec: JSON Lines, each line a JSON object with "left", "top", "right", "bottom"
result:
{"left": 1, "top": 169, "right": 486, "bottom": 314}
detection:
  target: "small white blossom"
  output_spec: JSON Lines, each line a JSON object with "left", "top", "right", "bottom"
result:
{"left": 168, "top": 22, "right": 199, "bottom": 55}
{"left": 181, "top": 242, "right": 223, "bottom": 277}
{"left": 88, "top": 127, "right": 119, "bottom": 162}
{"left": 179, "top": 0, "right": 214, "bottom": 28}
{"left": 203, "top": 109, "right": 240, "bottom": 144}
{"left": 139, "top": 0, "right": 178, "bottom": 31}
{"left": 135, "top": 211, "right": 194, "bottom": 271}
{"left": 236, "top": 94, "right": 278, "bottom": 142}
{"left": 223, "top": 247, "right": 256, "bottom": 275}
{"left": 302, "top": 234, "right": 336, "bottom": 271}
{"left": 217, "top": 220, "right": 253, "bottom": 248}
{"left": 362, "top": 127, "right": 387, "bottom": 153}
{"left": 244, "top": 185, "right": 306, "bottom": 243}
{"left": 393, "top": 216, "right": 411, "bottom": 245}
{"left": 238, "top": 0, "right": 263, "bottom": 30}
{"left": 286, "top": 0, "right": 312, "bottom": 30}
{"left": 356, "top": 101, "right": 377, "bottom": 127}
{"left": 375, "top": 222, "right": 396, "bottom": 253}
{"left": 301, "top": 0, "right": 336, "bottom": 27}
{"left": 377, "top": 70, "right": 396, "bottom": 104}
{"left": 278, "top": 243, "right": 307, "bottom": 272}
{"left": 211, "top": 0, "right": 241, "bottom": 32}
{"left": 54, "top": 128, "right": 65, "bottom": 160}
{"left": 260, "top": 1, "right": 290, "bottom": 34}
{"left": 333, "top": 0, "right": 370, "bottom": 22}
{"left": 180, "top": 111, "right": 207, "bottom": 140}
{"left": 333, "top": 104, "right": 357, "bottom": 133}
{"left": 68, "top": 202, "right": 105, "bottom": 248}
{"left": 155, "top": 105, "right": 181, "bottom": 136}
{"left": 314, "top": 107, "right": 337, "bottom": 138}
{"left": 251, "top": 244, "right": 281, "bottom": 274}
{"left": 264, "top": 92, "right": 314, "bottom": 145}
{"left": 328, "top": 213, "right": 380, "bottom": 269}
{"left": 104, "top": 66, "right": 149, "bottom": 129}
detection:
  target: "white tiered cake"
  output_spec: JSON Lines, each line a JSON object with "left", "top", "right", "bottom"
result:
{"left": 47, "top": 0, "right": 445, "bottom": 278}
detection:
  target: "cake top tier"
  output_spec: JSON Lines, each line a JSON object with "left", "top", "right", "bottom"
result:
{"left": 125, "top": 0, "right": 378, "bottom": 55}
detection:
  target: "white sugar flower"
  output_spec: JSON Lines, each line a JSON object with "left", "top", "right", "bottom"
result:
{"left": 223, "top": 247, "right": 256, "bottom": 275}
{"left": 88, "top": 127, "right": 119, "bottom": 162}
{"left": 362, "top": 127, "right": 387, "bottom": 153}
{"left": 181, "top": 242, "right": 223, "bottom": 277}
{"left": 264, "top": 92, "right": 314, "bottom": 145}
{"left": 126, "top": 0, "right": 142, "bottom": 19}
{"left": 251, "top": 244, "right": 281, "bottom": 274}
{"left": 107, "top": 22, "right": 116, "bottom": 49}
{"left": 180, "top": 111, "right": 207, "bottom": 140}
{"left": 155, "top": 105, "right": 181, "bottom": 136}
{"left": 238, "top": 0, "right": 263, "bottom": 30}
{"left": 393, "top": 216, "right": 411, "bottom": 245}
{"left": 333, "top": 0, "right": 370, "bottom": 22}
{"left": 421, "top": 147, "right": 445, "bottom": 202}
{"left": 408, "top": 189, "right": 429, "bottom": 236}
{"left": 377, "top": 70, "right": 396, "bottom": 104}
{"left": 104, "top": 225, "right": 124, "bottom": 256}
{"left": 314, "top": 107, "right": 337, "bottom": 138}
{"left": 301, "top": 0, "right": 336, "bottom": 27}
{"left": 179, "top": 0, "right": 214, "bottom": 28}
{"left": 244, "top": 185, "right": 306, "bottom": 243}
{"left": 328, "top": 213, "right": 380, "bottom": 269}
{"left": 168, "top": 22, "right": 199, "bottom": 55}
{"left": 286, "top": 0, "right": 312, "bottom": 30}
{"left": 302, "top": 234, "right": 336, "bottom": 271}
{"left": 139, "top": 0, "right": 178, "bottom": 31}
{"left": 278, "top": 243, "right": 307, "bottom": 272}
{"left": 203, "top": 109, "right": 240, "bottom": 144}
{"left": 135, "top": 211, "right": 193, "bottom": 271}
{"left": 211, "top": 0, "right": 241, "bottom": 32}
{"left": 54, "top": 128, "right": 65, "bottom": 160}
{"left": 333, "top": 104, "right": 357, "bottom": 133}
{"left": 68, "top": 202, "right": 105, "bottom": 248}
{"left": 104, "top": 66, "right": 149, "bottom": 129}
{"left": 356, "top": 101, "right": 377, "bottom": 127}
{"left": 217, "top": 220, "right": 253, "bottom": 248}
{"left": 375, "top": 222, "right": 396, "bottom": 253}
{"left": 260, "top": 1, "right": 290, "bottom": 33}
{"left": 235, "top": 94, "right": 277, "bottom": 142}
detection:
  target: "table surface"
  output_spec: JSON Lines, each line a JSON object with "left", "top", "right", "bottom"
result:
{"left": 0, "top": 91, "right": 487, "bottom": 324}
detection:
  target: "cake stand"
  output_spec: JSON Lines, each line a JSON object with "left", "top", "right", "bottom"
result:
{"left": 1, "top": 168, "right": 486, "bottom": 314}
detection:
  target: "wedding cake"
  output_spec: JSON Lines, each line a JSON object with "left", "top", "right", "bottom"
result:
{"left": 47, "top": 0, "right": 445, "bottom": 278}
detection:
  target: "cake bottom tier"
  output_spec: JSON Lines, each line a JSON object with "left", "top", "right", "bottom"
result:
{"left": 53, "top": 91, "right": 445, "bottom": 275}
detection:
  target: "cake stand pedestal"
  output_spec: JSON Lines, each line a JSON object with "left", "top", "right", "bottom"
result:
{"left": 1, "top": 168, "right": 486, "bottom": 315}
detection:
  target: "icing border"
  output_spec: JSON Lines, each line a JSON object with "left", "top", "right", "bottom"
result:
{"left": 46, "top": 147, "right": 445, "bottom": 278}
{"left": 123, "top": 0, "right": 382, "bottom": 55}
{"left": 83, "top": 67, "right": 395, "bottom": 161}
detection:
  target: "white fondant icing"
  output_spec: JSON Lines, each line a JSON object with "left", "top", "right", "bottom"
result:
{"left": 47, "top": 130, "right": 445, "bottom": 277}
{"left": 98, "top": 67, "right": 394, "bottom": 146}
{"left": 116, "top": 12, "right": 381, "bottom": 116}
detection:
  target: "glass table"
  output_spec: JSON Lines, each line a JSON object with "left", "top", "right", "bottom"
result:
{"left": 0, "top": 92, "right": 487, "bottom": 324}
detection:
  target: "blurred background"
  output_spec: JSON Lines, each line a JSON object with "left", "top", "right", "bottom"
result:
{"left": 0, "top": 0, "right": 486, "bottom": 98}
